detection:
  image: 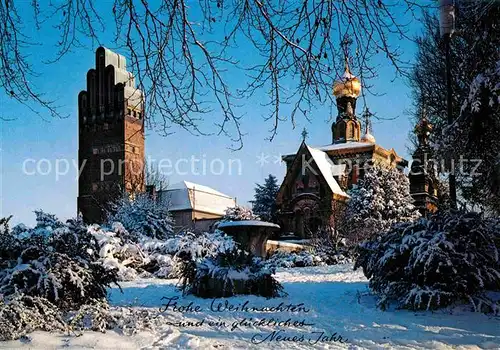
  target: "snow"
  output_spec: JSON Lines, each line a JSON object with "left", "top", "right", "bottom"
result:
{"left": 307, "top": 146, "right": 348, "bottom": 197}
{"left": 4, "top": 264, "right": 499, "bottom": 349}
{"left": 315, "top": 142, "right": 375, "bottom": 152}
{"left": 267, "top": 240, "right": 305, "bottom": 249}
{"left": 218, "top": 220, "right": 280, "bottom": 228}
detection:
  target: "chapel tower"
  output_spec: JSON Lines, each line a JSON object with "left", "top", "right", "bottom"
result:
{"left": 331, "top": 60, "right": 362, "bottom": 143}
{"left": 77, "top": 47, "right": 145, "bottom": 223}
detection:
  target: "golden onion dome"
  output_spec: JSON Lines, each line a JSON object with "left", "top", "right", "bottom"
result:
{"left": 333, "top": 63, "right": 361, "bottom": 98}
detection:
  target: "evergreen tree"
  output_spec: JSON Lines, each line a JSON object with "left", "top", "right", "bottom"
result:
{"left": 107, "top": 193, "right": 174, "bottom": 240}
{"left": 410, "top": 3, "right": 500, "bottom": 213}
{"left": 345, "top": 164, "right": 420, "bottom": 244}
{"left": 251, "top": 174, "right": 280, "bottom": 222}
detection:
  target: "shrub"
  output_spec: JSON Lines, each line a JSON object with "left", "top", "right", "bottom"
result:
{"left": 180, "top": 247, "right": 284, "bottom": 298}
{"left": 91, "top": 226, "right": 238, "bottom": 281}
{"left": 344, "top": 164, "right": 420, "bottom": 245}
{"left": 0, "top": 295, "right": 66, "bottom": 341}
{"left": 267, "top": 248, "right": 351, "bottom": 268}
{"left": 0, "top": 212, "right": 119, "bottom": 310}
{"left": 174, "top": 232, "right": 283, "bottom": 298}
{"left": 107, "top": 193, "right": 174, "bottom": 240}
{"left": 355, "top": 211, "right": 500, "bottom": 313}
{"left": 267, "top": 250, "right": 324, "bottom": 268}
{"left": 220, "top": 205, "right": 260, "bottom": 222}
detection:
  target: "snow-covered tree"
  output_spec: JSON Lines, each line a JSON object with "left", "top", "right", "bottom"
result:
{"left": 439, "top": 60, "right": 500, "bottom": 214}
{"left": 107, "top": 193, "right": 174, "bottom": 240}
{"left": 355, "top": 211, "right": 500, "bottom": 313}
{"left": 410, "top": 3, "right": 500, "bottom": 213}
{"left": 251, "top": 174, "right": 280, "bottom": 222}
{"left": 0, "top": 211, "right": 119, "bottom": 310}
{"left": 344, "top": 164, "right": 420, "bottom": 244}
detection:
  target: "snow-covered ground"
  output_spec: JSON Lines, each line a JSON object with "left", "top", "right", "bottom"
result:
{"left": 2, "top": 264, "right": 500, "bottom": 349}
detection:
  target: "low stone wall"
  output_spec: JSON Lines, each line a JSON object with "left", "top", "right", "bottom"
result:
{"left": 266, "top": 240, "right": 306, "bottom": 256}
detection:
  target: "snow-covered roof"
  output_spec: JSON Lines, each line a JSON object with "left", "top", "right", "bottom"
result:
{"left": 315, "top": 142, "right": 374, "bottom": 152}
{"left": 159, "top": 181, "right": 236, "bottom": 216}
{"left": 168, "top": 181, "right": 230, "bottom": 197}
{"left": 282, "top": 141, "right": 374, "bottom": 159}
{"left": 307, "top": 146, "right": 348, "bottom": 198}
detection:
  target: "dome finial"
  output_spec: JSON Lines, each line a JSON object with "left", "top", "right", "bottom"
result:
{"left": 333, "top": 35, "right": 361, "bottom": 98}
{"left": 361, "top": 107, "right": 376, "bottom": 143}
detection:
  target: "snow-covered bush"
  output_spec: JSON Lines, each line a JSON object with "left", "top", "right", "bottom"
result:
{"left": 0, "top": 294, "right": 168, "bottom": 340}
{"left": 344, "top": 164, "right": 421, "bottom": 245}
{"left": 91, "top": 224, "right": 237, "bottom": 281}
{"left": 311, "top": 226, "right": 356, "bottom": 265}
{"left": 355, "top": 211, "right": 500, "bottom": 313}
{"left": 67, "top": 303, "right": 167, "bottom": 336}
{"left": 107, "top": 193, "right": 174, "bottom": 240}
{"left": 0, "top": 212, "right": 119, "bottom": 310}
{"left": 173, "top": 231, "right": 283, "bottom": 298}
{"left": 267, "top": 248, "right": 351, "bottom": 268}
{"left": 0, "top": 216, "right": 12, "bottom": 235}
{"left": 137, "top": 231, "right": 236, "bottom": 279}
{"left": 220, "top": 205, "right": 260, "bottom": 222}
{"left": 267, "top": 250, "right": 324, "bottom": 268}
{"left": 89, "top": 223, "right": 151, "bottom": 281}
{"left": 0, "top": 294, "right": 66, "bottom": 341}
{"left": 180, "top": 246, "right": 284, "bottom": 298}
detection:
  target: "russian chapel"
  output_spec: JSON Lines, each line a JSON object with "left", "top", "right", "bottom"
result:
{"left": 276, "top": 60, "right": 410, "bottom": 237}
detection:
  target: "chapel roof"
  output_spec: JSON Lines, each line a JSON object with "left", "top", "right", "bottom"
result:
{"left": 306, "top": 145, "right": 349, "bottom": 198}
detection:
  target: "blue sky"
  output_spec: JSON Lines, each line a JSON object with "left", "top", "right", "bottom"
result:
{"left": 0, "top": 2, "right": 428, "bottom": 225}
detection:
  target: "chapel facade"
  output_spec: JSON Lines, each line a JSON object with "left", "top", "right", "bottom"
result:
{"left": 276, "top": 61, "right": 408, "bottom": 238}
{"left": 77, "top": 47, "right": 145, "bottom": 223}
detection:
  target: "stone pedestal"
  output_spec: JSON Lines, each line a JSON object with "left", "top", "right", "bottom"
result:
{"left": 217, "top": 220, "right": 280, "bottom": 258}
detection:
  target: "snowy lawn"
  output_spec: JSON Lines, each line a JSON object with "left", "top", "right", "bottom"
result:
{"left": 2, "top": 264, "right": 499, "bottom": 349}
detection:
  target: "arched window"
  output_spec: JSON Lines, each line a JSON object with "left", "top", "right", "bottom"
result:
{"left": 347, "top": 122, "right": 355, "bottom": 139}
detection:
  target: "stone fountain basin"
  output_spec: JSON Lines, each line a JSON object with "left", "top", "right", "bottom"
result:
{"left": 217, "top": 220, "right": 280, "bottom": 258}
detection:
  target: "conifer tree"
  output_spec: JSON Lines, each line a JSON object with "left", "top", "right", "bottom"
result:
{"left": 251, "top": 174, "right": 280, "bottom": 222}
{"left": 345, "top": 164, "right": 420, "bottom": 244}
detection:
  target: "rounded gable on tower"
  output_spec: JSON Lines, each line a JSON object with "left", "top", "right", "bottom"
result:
{"left": 361, "top": 131, "right": 376, "bottom": 144}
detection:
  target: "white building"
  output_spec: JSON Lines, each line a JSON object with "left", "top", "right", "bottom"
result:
{"left": 158, "top": 181, "right": 236, "bottom": 232}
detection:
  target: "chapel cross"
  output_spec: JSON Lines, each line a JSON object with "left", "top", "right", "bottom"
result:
{"left": 301, "top": 127, "right": 309, "bottom": 142}
{"left": 362, "top": 107, "right": 373, "bottom": 135}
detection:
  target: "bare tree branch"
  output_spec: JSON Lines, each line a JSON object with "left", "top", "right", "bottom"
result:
{"left": 1, "top": 0, "right": 432, "bottom": 149}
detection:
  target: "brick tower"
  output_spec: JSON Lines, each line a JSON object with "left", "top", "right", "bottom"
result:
{"left": 77, "top": 47, "right": 145, "bottom": 223}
